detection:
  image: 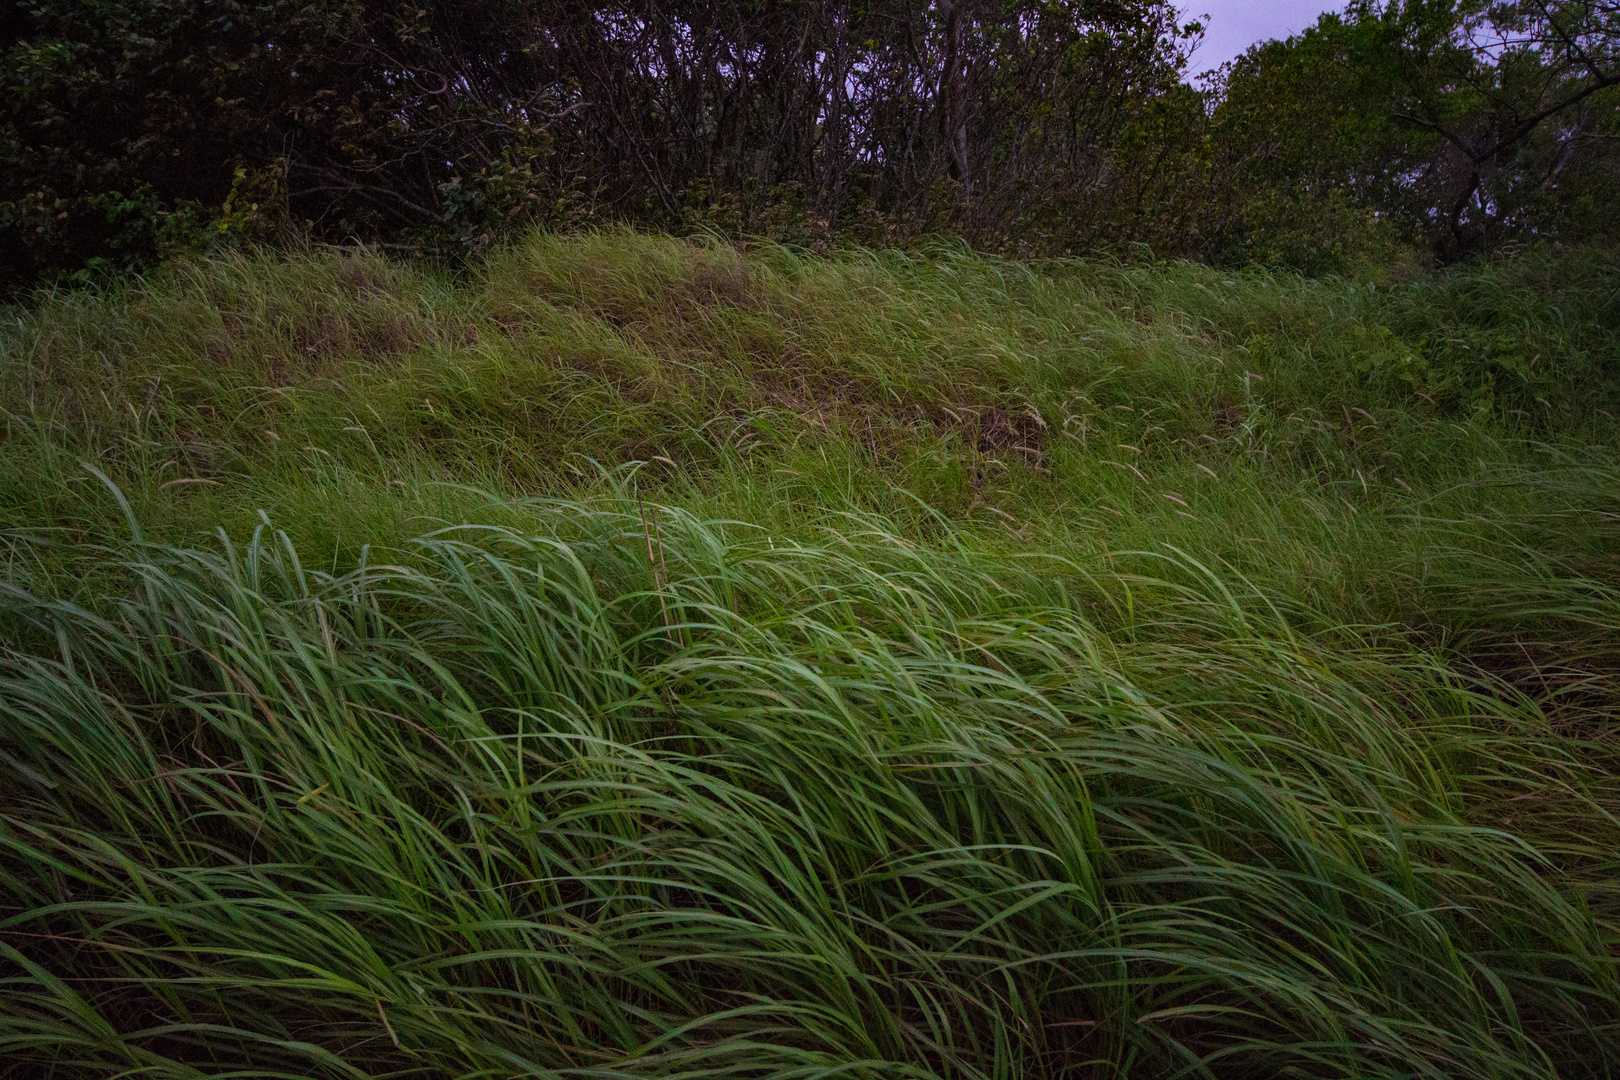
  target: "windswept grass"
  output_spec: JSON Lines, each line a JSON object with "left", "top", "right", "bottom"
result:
{"left": 0, "top": 232, "right": 1616, "bottom": 1076}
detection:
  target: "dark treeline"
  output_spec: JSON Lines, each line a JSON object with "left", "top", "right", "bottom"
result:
{"left": 2, "top": 0, "right": 1617, "bottom": 286}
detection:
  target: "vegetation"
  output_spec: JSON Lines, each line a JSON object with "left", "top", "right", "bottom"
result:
{"left": 1210, "top": 1, "right": 1620, "bottom": 267}
{"left": 3, "top": 1, "right": 1616, "bottom": 1074}
{"left": 0, "top": 232, "right": 1617, "bottom": 1076}
{"left": 4, "top": 1, "right": 1618, "bottom": 287}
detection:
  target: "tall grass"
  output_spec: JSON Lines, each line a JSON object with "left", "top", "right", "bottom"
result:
{"left": 1, "top": 232, "right": 1617, "bottom": 1076}
{"left": 2, "top": 500, "right": 1616, "bottom": 1077}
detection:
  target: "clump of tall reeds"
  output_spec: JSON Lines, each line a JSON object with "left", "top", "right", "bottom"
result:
{"left": 1, "top": 498, "right": 1614, "bottom": 1077}
{"left": 1, "top": 232, "right": 1616, "bottom": 1077}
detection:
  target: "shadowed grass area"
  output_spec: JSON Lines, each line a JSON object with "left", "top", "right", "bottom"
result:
{"left": 0, "top": 232, "right": 1616, "bottom": 1077}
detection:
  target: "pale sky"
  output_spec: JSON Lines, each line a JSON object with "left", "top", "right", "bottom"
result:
{"left": 1180, "top": 2, "right": 1346, "bottom": 79}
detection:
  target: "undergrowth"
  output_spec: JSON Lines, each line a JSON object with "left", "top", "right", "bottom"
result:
{"left": 0, "top": 231, "right": 1616, "bottom": 1077}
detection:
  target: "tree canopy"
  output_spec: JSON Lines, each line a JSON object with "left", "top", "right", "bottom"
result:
{"left": 2, "top": 0, "right": 1616, "bottom": 285}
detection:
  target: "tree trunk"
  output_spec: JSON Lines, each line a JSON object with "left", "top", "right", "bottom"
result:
{"left": 937, "top": 0, "right": 971, "bottom": 195}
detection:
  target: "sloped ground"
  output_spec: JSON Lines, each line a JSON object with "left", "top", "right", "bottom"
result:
{"left": 0, "top": 232, "right": 1616, "bottom": 1077}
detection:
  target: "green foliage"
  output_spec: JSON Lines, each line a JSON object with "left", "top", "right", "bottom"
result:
{"left": 1211, "top": 1, "right": 1620, "bottom": 264}
{"left": 0, "top": 0, "right": 359, "bottom": 281}
{"left": 2, "top": 499, "right": 1616, "bottom": 1077}
{"left": 4, "top": 0, "right": 1617, "bottom": 283}
{"left": 0, "top": 235, "right": 1617, "bottom": 1075}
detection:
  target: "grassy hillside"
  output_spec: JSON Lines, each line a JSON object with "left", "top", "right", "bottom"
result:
{"left": 0, "top": 232, "right": 1617, "bottom": 1077}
